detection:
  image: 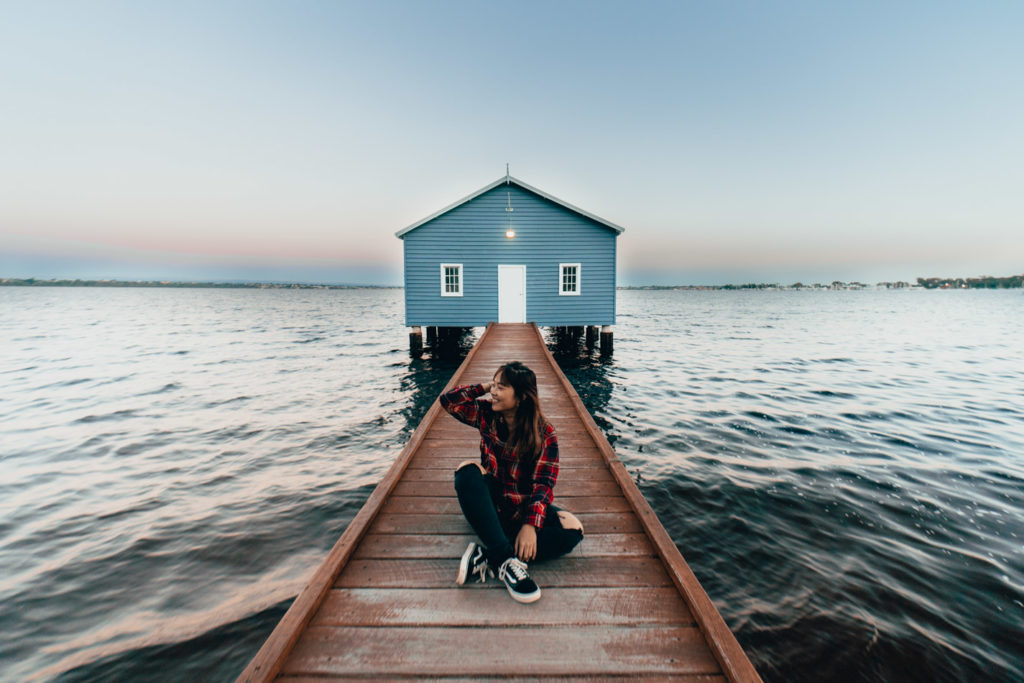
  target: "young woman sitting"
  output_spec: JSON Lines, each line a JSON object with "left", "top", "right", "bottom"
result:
{"left": 440, "top": 361, "right": 584, "bottom": 603}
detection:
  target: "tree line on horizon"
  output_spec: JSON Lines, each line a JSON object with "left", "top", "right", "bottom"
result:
{"left": 916, "top": 274, "right": 1023, "bottom": 289}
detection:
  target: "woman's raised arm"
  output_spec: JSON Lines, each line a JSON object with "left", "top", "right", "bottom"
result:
{"left": 439, "top": 383, "right": 491, "bottom": 430}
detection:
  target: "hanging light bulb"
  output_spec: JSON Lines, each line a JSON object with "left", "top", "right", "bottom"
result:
{"left": 505, "top": 190, "right": 515, "bottom": 238}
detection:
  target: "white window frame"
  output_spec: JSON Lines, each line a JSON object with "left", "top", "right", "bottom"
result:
{"left": 440, "top": 263, "right": 463, "bottom": 297}
{"left": 559, "top": 263, "right": 581, "bottom": 296}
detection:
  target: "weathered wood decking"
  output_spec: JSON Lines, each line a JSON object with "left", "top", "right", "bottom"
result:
{"left": 240, "top": 323, "right": 759, "bottom": 681}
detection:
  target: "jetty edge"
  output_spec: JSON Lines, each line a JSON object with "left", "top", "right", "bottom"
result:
{"left": 238, "top": 322, "right": 760, "bottom": 681}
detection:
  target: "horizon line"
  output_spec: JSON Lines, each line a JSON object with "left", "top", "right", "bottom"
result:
{"left": 4, "top": 274, "right": 1023, "bottom": 290}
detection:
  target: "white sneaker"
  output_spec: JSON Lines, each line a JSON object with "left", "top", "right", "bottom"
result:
{"left": 497, "top": 557, "right": 541, "bottom": 603}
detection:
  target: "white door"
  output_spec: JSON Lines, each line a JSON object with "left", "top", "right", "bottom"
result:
{"left": 497, "top": 265, "right": 526, "bottom": 323}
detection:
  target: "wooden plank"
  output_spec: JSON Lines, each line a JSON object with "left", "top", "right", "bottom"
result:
{"left": 237, "top": 325, "right": 497, "bottom": 683}
{"left": 418, "top": 437, "right": 480, "bottom": 447}
{"left": 405, "top": 445, "right": 481, "bottom": 460}
{"left": 279, "top": 676, "right": 727, "bottom": 682}
{"left": 336, "top": 557, "right": 675, "bottom": 589}
{"left": 434, "top": 409, "right": 583, "bottom": 420}
{"left": 281, "top": 625, "right": 721, "bottom": 677}
{"left": 311, "top": 587, "right": 693, "bottom": 626}
{"left": 380, "top": 495, "right": 634, "bottom": 515}
{"left": 408, "top": 445, "right": 609, "bottom": 466}
{"left": 352, "top": 533, "right": 652, "bottom": 559}
{"left": 429, "top": 415, "right": 585, "bottom": 424}
{"left": 406, "top": 455, "right": 610, "bottom": 471}
{"left": 398, "top": 466, "right": 614, "bottom": 482}
{"left": 410, "top": 446, "right": 601, "bottom": 457}
{"left": 429, "top": 424, "right": 593, "bottom": 436}
{"left": 391, "top": 479, "right": 622, "bottom": 498}
{"left": 418, "top": 436, "right": 601, "bottom": 450}
{"left": 530, "top": 324, "right": 761, "bottom": 682}
{"left": 368, "top": 511, "right": 644, "bottom": 535}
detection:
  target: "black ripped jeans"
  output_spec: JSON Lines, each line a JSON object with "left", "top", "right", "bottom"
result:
{"left": 454, "top": 463, "right": 583, "bottom": 567}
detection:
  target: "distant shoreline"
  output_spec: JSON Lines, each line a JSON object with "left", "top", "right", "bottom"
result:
{"left": 623, "top": 274, "right": 1023, "bottom": 291}
{"left": 2, "top": 275, "right": 1020, "bottom": 290}
{"left": 0, "top": 278, "right": 399, "bottom": 290}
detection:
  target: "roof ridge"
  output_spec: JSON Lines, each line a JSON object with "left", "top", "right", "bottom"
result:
{"left": 395, "top": 175, "right": 625, "bottom": 237}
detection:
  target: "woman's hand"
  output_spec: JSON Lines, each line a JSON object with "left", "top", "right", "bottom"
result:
{"left": 482, "top": 381, "right": 493, "bottom": 394}
{"left": 515, "top": 524, "right": 538, "bottom": 562}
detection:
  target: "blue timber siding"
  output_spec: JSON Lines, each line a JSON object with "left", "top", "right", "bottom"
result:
{"left": 402, "top": 184, "right": 617, "bottom": 327}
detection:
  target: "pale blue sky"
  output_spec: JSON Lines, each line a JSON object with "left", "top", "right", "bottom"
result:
{"left": 2, "top": 1, "right": 1021, "bottom": 285}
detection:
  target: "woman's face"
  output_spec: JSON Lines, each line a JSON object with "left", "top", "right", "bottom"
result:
{"left": 490, "top": 371, "right": 519, "bottom": 413}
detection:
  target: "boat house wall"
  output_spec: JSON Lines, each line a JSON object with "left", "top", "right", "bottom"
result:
{"left": 397, "top": 176, "right": 623, "bottom": 328}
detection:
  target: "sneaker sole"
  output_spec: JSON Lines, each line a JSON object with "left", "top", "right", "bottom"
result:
{"left": 456, "top": 542, "right": 478, "bottom": 585}
{"left": 506, "top": 584, "right": 541, "bottom": 604}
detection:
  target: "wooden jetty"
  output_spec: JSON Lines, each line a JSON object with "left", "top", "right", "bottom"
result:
{"left": 240, "top": 323, "right": 759, "bottom": 681}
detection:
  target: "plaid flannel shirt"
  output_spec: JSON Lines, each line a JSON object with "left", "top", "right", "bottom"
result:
{"left": 440, "top": 383, "right": 558, "bottom": 528}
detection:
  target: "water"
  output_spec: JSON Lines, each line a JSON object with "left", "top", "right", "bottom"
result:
{"left": 1, "top": 287, "right": 1021, "bottom": 681}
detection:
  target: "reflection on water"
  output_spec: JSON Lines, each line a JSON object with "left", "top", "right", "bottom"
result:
{"left": 2, "top": 288, "right": 1022, "bottom": 682}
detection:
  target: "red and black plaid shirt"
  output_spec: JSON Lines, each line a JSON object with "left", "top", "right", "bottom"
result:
{"left": 440, "top": 383, "right": 558, "bottom": 528}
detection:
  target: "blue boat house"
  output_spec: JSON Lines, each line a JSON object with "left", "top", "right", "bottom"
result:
{"left": 396, "top": 173, "right": 624, "bottom": 354}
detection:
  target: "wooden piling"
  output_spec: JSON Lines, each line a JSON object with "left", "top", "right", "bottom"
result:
{"left": 409, "top": 326, "right": 423, "bottom": 356}
{"left": 600, "top": 324, "right": 613, "bottom": 354}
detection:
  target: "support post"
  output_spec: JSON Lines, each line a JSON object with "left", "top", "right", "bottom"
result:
{"left": 558, "top": 326, "right": 572, "bottom": 350}
{"left": 426, "top": 326, "right": 437, "bottom": 346}
{"left": 409, "top": 326, "right": 423, "bottom": 356}
{"left": 585, "top": 325, "right": 598, "bottom": 348}
{"left": 600, "top": 325, "right": 613, "bottom": 355}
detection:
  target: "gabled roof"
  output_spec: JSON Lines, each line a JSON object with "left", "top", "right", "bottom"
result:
{"left": 395, "top": 175, "right": 625, "bottom": 238}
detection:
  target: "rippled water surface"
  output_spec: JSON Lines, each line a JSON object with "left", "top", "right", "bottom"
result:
{"left": 1, "top": 287, "right": 1022, "bottom": 681}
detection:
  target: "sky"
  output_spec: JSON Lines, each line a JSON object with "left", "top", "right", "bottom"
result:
{"left": 1, "top": 1, "right": 1021, "bottom": 286}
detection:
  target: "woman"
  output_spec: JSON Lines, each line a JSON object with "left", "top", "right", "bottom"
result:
{"left": 440, "top": 360, "right": 584, "bottom": 603}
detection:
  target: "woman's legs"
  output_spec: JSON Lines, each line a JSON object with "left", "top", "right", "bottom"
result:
{"left": 532, "top": 505, "right": 584, "bottom": 562}
{"left": 453, "top": 463, "right": 515, "bottom": 567}
{"left": 454, "top": 464, "right": 583, "bottom": 564}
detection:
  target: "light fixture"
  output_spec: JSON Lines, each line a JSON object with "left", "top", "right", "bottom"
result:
{"left": 504, "top": 185, "right": 515, "bottom": 238}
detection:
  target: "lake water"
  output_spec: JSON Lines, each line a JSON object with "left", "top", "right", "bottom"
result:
{"left": 1, "top": 287, "right": 1021, "bottom": 681}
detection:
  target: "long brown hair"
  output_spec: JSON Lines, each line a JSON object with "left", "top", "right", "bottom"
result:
{"left": 495, "top": 361, "right": 549, "bottom": 459}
